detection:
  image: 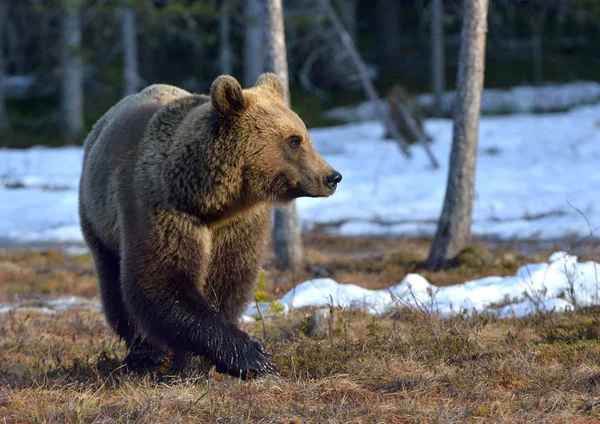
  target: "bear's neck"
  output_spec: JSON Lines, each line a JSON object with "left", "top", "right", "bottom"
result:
{"left": 163, "top": 105, "right": 256, "bottom": 223}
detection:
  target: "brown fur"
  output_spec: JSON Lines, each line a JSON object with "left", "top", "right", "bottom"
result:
{"left": 78, "top": 74, "right": 340, "bottom": 379}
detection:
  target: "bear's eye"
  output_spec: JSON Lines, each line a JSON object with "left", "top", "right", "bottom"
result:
{"left": 288, "top": 136, "right": 302, "bottom": 149}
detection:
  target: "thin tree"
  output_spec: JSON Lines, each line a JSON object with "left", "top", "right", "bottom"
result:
{"left": 0, "top": 0, "right": 8, "bottom": 131}
{"left": 261, "top": 0, "right": 304, "bottom": 273}
{"left": 122, "top": 7, "right": 140, "bottom": 96}
{"left": 244, "top": 0, "right": 265, "bottom": 87}
{"left": 60, "top": 0, "right": 84, "bottom": 139}
{"left": 430, "top": 0, "right": 445, "bottom": 116}
{"left": 426, "top": 0, "right": 488, "bottom": 271}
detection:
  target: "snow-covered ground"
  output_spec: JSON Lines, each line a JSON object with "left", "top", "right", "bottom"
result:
{"left": 0, "top": 146, "right": 82, "bottom": 245}
{"left": 302, "top": 101, "right": 600, "bottom": 239}
{"left": 1, "top": 102, "right": 599, "bottom": 245}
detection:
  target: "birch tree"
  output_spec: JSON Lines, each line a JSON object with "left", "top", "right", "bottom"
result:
{"left": 261, "top": 0, "right": 304, "bottom": 273}
{"left": 0, "top": 0, "right": 8, "bottom": 131}
{"left": 426, "top": 0, "right": 488, "bottom": 271}
{"left": 60, "top": 0, "right": 84, "bottom": 139}
{"left": 122, "top": 7, "right": 140, "bottom": 96}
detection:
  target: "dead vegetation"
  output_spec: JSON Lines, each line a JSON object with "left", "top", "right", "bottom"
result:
{"left": 2, "top": 307, "right": 600, "bottom": 422}
{"left": 0, "top": 233, "right": 599, "bottom": 422}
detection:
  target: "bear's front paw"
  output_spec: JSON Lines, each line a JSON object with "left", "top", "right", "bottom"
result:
{"left": 214, "top": 333, "right": 279, "bottom": 380}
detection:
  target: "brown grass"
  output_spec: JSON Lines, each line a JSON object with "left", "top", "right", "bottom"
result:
{"left": 2, "top": 307, "right": 600, "bottom": 422}
{"left": 0, "top": 233, "right": 598, "bottom": 422}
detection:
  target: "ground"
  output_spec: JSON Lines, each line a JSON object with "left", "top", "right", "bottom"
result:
{"left": 1, "top": 234, "right": 600, "bottom": 423}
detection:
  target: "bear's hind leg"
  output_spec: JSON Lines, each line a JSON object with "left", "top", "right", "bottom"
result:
{"left": 80, "top": 217, "right": 136, "bottom": 344}
{"left": 81, "top": 216, "right": 169, "bottom": 372}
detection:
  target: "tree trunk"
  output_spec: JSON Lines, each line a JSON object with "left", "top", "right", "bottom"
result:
{"left": 375, "top": 0, "right": 401, "bottom": 75}
{"left": 426, "top": 0, "right": 488, "bottom": 271}
{"left": 244, "top": 0, "right": 265, "bottom": 87}
{"left": 60, "top": 2, "right": 84, "bottom": 139}
{"left": 0, "top": 0, "right": 9, "bottom": 131}
{"left": 430, "top": 0, "right": 445, "bottom": 117}
{"left": 262, "top": 0, "right": 304, "bottom": 274}
{"left": 122, "top": 8, "right": 140, "bottom": 96}
{"left": 219, "top": 0, "right": 233, "bottom": 76}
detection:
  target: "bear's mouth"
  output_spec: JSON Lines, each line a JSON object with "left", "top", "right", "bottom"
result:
{"left": 306, "top": 185, "right": 337, "bottom": 198}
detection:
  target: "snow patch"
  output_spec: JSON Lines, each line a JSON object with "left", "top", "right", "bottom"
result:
{"left": 0, "top": 296, "right": 101, "bottom": 315}
{"left": 241, "top": 252, "right": 596, "bottom": 320}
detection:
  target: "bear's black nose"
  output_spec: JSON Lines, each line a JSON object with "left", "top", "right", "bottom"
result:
{"left": 326, "top": 171, "right": 342, "bottom": 189}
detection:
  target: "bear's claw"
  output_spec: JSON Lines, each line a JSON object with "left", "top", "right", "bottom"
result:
{"left": 214, "top": 334, "right": 279, "bottom": 380}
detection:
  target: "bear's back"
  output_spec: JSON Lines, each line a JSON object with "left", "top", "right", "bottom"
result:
{"left": 80, "top": 84, "right": 192, "bottom": 251}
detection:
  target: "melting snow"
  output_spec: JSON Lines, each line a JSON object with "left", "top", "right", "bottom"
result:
{"left": 243, "top": 251, "right": 597, "bottom": 320}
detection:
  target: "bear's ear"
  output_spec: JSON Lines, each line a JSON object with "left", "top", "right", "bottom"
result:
{"left": 255, "top": 73, "right": 285, "bottom": 102}
{"left": 210, "top": 75, "right": 247, "bottom": 115}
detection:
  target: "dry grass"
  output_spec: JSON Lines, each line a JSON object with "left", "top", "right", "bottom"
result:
{"left": 2, "top": 307, "right": 600, "bottom": 422}
{"left": 1, "top": 233, "right": 599, "bottom": 422}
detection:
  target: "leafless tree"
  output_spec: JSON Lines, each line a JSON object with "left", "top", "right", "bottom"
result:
{"left": 261, "top": 0, "right": 304, "bottom": 273}
{"left": 0, "top": 0, "right": 9, "bottom": 131}
{"left": 122, "top": 7, "right": 140, "bottom": 95}
{"left": 426, "top": 0, "right": 488, "bottom": 271}
{"left": 60, "top": 0, "right": 84, "bottom": 139}
{"left": 430, "top": 0, "right": 445, "bottom": 116}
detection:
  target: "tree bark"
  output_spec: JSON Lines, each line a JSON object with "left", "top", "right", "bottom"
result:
{"left": 426, "top": 0, "right": 488, "bottom": 271}
{"left": 0, "top": 0, "right": 9, "bottom": 131}
{"left": 262, "top": 0, "right": 304, "bottom": 273}
{"left": 430, "top": 0, "right": 445, "bottom": 117}
{"left": 122, "top": 7, "right": 140, "bottom": 96}
{"left": 219, "top": 0, "right": 233, "bottom": 76}
{"left": 244, "top": 0, "right": 265, "bottom": 87}
{"left": 60, "top": 2, "right": 84, "bottom": 139}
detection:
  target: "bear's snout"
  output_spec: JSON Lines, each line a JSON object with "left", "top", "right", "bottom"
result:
{"left": 326, "top": 171, "right": 343, "bottom": 190}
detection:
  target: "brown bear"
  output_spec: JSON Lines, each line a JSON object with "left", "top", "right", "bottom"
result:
{"left": 78, "top": 73, "right": 341, "bottom": 379}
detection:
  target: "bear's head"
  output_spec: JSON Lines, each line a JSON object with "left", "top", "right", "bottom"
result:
{"left": 210, "top": 73, "right": 342, "bottom": 202}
